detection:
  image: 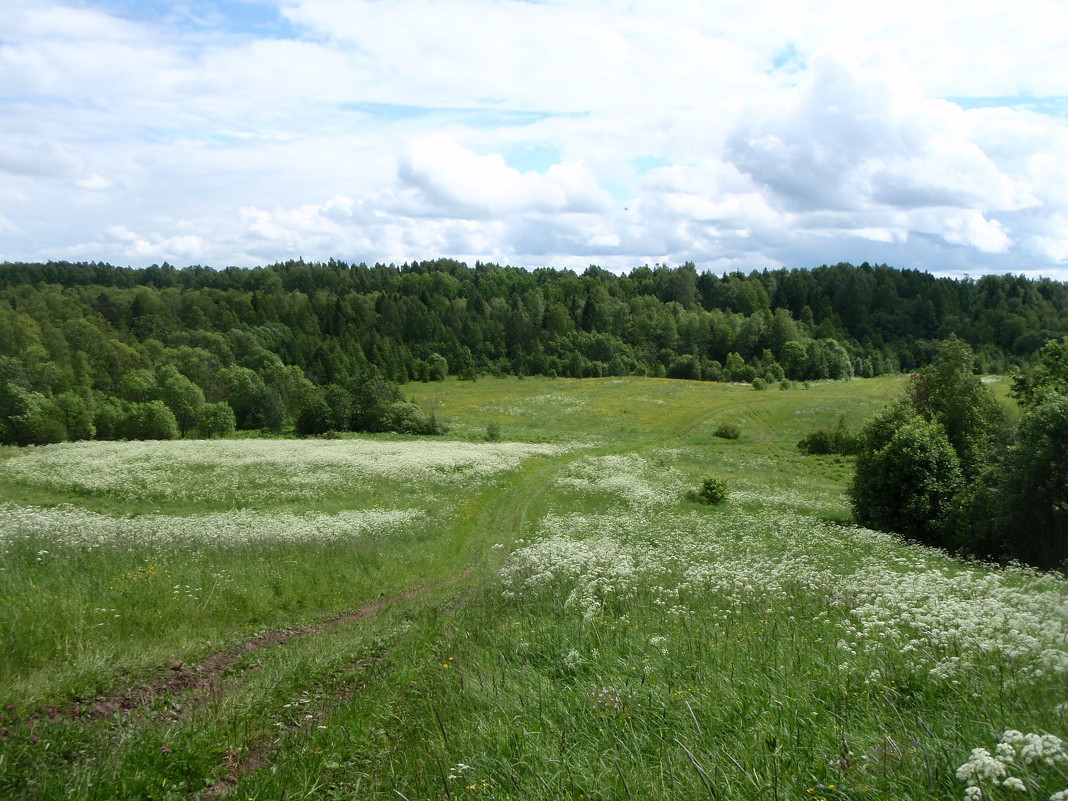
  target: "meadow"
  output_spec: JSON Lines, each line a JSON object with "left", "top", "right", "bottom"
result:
{"left": 1, "top": 375, "right": 1065, "bottom": 801}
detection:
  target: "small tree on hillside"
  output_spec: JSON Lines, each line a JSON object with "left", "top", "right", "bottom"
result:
{"left": 999, "top": 337, "right": 1068, "bottom": 568}
{"left": 999, "top": 390, "right": 1068, "bottom": 568}
{"left": 196, "top": 401, "right": 236, "bottom": 439}
{"left": 906, "top": 335, "right": 1006, "bottom": 479}
{"left": 850, "top": 402, "right": 963, "bottom": 547}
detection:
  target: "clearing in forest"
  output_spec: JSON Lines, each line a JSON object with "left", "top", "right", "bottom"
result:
{"left": 1, "top": 375, "right": 1065, "bottom": 801}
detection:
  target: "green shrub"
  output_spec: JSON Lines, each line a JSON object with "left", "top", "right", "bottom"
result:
{"left": 998, "top": 389, "right": 1068, "bottom": 569}
{"left": 751, "top": 377, "right": 767, "bottom": 391}
{"left": 849, "top": 403, "right": 963, "bottom": 547}
{"left": 907, "top": 335, "right": 1005, "bottom": 479}
{"left": 119, "top": 400, "right": 179, "bottom": 440}
{"left": 667, "top": 354, "right": 701, "bottom": 380}
{"left": 296, "top": 394, "right": 335, "bottom": 436}
{"left": 485, "top": 421, "right": 501, "bottom": 442}
{"left": 92, "top": 396, "right": 126, "bottom": 440}
{"left": 55, "top": 391, "right": 96, "bottom": 441}
{"left": 0, "top": 383, "right": 66, "bottom": 445}
{"left": 797, "top": 417, "right": 857, "bottom": 455}
{"left": 196, "top": 401, "right": 237, "bottom": 439}
{"left": 686, "top": 476, "right": 730, "bottom": 505}
{"left": 384, "top": 401, "right": 437, "bottom": 435}
{"left": 713, "top": 421, "right": 741, "bottom": 440}
{"left": 426, "top": 353, "right": 449, "bottom": 382}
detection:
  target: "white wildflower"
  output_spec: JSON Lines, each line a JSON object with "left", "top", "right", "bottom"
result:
{"left": 956, "top": 748, "right": 1008, "bottom": 784}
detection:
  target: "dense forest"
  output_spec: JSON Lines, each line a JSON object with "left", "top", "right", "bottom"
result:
{"left": 848, "top": 335, "right": 1068, "bottom": 568}
{"left": 2, "top": 258, "right": 1067, "bottom": 445}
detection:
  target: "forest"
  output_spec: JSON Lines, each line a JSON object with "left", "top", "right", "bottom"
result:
{"left": 1, "top": 258, "right": 1067, "bottom": 446}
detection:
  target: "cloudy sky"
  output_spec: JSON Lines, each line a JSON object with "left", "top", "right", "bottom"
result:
{"left": 2, "top": 0, "right": 1067, "bottom": 278}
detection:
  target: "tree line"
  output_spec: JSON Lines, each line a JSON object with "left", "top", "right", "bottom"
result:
{"left": 1, "top": 258, "right": 1066, "bottom": 446}
{"left": 849, "top": 336, "right": 1067, "bottom": 569}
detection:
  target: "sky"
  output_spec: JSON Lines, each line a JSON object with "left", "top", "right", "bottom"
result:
{"left": 1, "top": 0, "right": 1067, "bottom": 279}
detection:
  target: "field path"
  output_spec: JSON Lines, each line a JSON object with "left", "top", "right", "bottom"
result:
{"left": 0, "top": 446, "right": 590, "bottom": 798}
{"left": 85, "top": 579, "right": 446, "bottom": 721}
{"left": 189, "top": 398, "right": 760, "bottom": 795}
{"left": 193, "top": 450, "right": 583, "bottom": 796}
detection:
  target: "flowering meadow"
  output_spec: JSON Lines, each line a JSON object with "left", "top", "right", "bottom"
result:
{"left": 0, "top": 436, "right": 569, "bottom": 705}
{"left": 0, "top": 438, "right": 571, "bottom": 506}
{"left": 2, "top": 376, "right": 1065, "bottom": 800}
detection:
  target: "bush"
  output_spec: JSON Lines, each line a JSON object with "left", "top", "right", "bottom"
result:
{"left": 197, "top": 402, "right": 237, "bottom": 439}
{"left": 752, "top": 377, "right": 767, "bottom": 391}
{"left": 426, "top": 353, "right": 449, "bottom": 382}
{"left": 485, "top": 421, "right": 501, "bottom": 442}
{"left": 384, "top": 401, "right": 436, "bottom": 435}
{"left": 907, "top": 335, "right": 1005, "bottom": 479}
{"left": 797, "top": 417, "right": 857, "bottom": 455}
{"left": 296, "top": 395, "right": 334, "bottom": 436}
{"left": 0, "top": 384, "right": 70, "bottom": 445}
{"left": 713, "top": 421, "right": 741, "bottom": 440}
{"left": 667, "top": 354, "right": 701, "bottom": 380}
{"left": 849, "top": 403, "right": 963, "bottom": 547}
{"left": 55, "top": 392, "right": 95, "bottom": 441}
{"left": 686, "top": 477, "right": 729, "bottom": 505}
{"left": 92, "top": 396, "right": 126, "bottom": 440}
{"left": 122, "top": 401, "right": 180, "bottom": 440}
{"left": 998, "top": 390, "right": 1068, "bottom": 569}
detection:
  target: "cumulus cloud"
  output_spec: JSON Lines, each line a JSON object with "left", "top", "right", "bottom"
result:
{"left": 398, "top": 133, "right": 613, "bottom": 217}
{"left": 0, "top": 0, "right": 1065, "bottom": 276}
{"left": 727, "top": 55, "right": 1011, "bottom": 213}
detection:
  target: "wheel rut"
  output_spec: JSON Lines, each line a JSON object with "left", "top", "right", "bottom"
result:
{"left": 196, "top": 455, "right": 575, "bottom": 797}
{"left": 6, "top": 449, "right": 581, "bottom": 799}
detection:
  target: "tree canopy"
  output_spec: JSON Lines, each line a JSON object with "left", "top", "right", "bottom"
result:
{"left": 1, "top": 258, "right": 1067, "bottom": 446}
{"left": 850, "top": 336, "right": 1068, "bottom": 569}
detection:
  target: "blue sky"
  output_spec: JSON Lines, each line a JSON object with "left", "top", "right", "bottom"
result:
{"left": 1, "top": 0, "right": 1067, "bottom": 279}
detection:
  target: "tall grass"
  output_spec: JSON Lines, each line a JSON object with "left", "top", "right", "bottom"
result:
{"left": 3, "top": 375, "right": 1062, "bottom": 801}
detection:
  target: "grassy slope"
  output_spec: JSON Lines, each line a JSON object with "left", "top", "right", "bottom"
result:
{"left": 2, "top": 375, "right": 1063, "bottom": 801}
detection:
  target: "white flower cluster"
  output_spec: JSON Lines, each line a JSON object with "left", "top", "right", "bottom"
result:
{"left": 590, "top": 684, "right": 638, "bottom": 714}
{"left": 956, "top": 730, "right": 1068, "bottom": 799}
{"left": 499, "top": 510, "right": 843, "bottom": 621}
{"left": 446, "top": 763, "right": 472, "bottom": 780}
{"left": 553, "top": 452, "right": 686, "bottom": 510}
{"left": 0, "top": 502, "right": 423, "bottom": 553}
{"left": 1002, "top": 730, "right": 1068, "bottom": 767}
{"left": 499, "top": 498, "right": 1067, "bottom": 686}
{"left": 728, "top": 486, "right": 851, "bottom": 516}
{"left": 564, "top": 649, "right": 584, "bottom": 668}
{"left": 487, "top": 391, "right": 589, "bottom": 417}
{"left": 837, "top": 563, "right": 1068, "bottom": 681}
{"left": 0, "top": 438, "right": 574, "bottom": 503}
{"left": 500, "top": 523, "right": 639, "bottom": 620}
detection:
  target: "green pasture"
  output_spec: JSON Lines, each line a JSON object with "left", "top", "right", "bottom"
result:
{"left": 2, "top": 375, "right": 1064, "bottom": 801}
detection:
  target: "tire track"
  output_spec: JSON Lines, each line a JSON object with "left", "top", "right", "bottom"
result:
{"left": 4, "top": 449, "right": 583, "bottom": 798}
{"left": 197, "top": 455, "right": 579, "bottom": 797}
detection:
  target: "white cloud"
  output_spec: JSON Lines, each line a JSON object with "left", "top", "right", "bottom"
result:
{"left": 0, "top": 0, "right": 1065, "bottom": 276}
{"left": 57, "top": 225, "right": 211, "bottom": 264}
{"left": 398, "top": 133, "right": 613, "bottom": 217}
{"left": 0, "top": 140, "right": 83, "bottom": 180}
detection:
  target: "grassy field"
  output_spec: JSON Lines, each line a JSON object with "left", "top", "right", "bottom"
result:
{"left": 1, "top": 376, "right": 1065, "bottom": 801}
